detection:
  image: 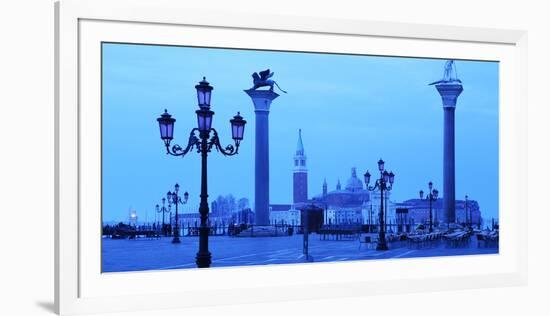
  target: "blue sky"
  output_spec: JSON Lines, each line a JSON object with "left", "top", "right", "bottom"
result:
{"left": 102, "top": 43, "right": 499, "bottom": 222}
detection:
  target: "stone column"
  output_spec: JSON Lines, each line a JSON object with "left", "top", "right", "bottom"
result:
{"left": 244, "top": 89, "right": 279, "bottom": 226}
{"left": 435, "top": 83, "right": 463, "bottom": 224}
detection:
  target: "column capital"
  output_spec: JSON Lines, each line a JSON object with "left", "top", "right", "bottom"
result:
{"left": 435, "top": 83, "right": 463, "bottom": 108}
{"left": 244, "top": 89, "right": 280, "bottom": 112}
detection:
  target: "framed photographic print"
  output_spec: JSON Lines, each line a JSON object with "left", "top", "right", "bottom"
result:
{"left": 55, "top": 0, "right": 527, "bottom": 314}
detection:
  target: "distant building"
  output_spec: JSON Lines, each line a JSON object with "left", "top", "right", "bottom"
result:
{"left": 175, "top": 211, "right": 240, "bottom": 228}
{"left": 269, "top": 204, "right": 299, "bottom": 225}
{"left": 269, "top": 130, "right": 394, "bottom": 226}
{"left": 396, "top": 198, "right": 481, "bottom": 226}
{"left": 232, "top": 208, "right": 255, "bottom": 225}
{"left": 266, "top": 129, "right": 484, "bottom": 228}
{"left": 178, "top": 213, "right": 200, "bottom": 227}
{"left": 314, "top": 167, "right": 386, "bottom": 225}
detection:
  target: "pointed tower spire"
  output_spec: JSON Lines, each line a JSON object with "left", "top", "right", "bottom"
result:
{"left": 323, "top": 178, "right": 328, "bottom": 196}
{"left": 293, "top": 129, "right": 307, "bottom": 171}
{"left": 336, "top": 179, "right": 341, "bottom": 191}
{"left": 296, "top": 128, "right": 305, "bottom": 156}
{"left": 293, "top": 129, "right": 308, "bottom": 204}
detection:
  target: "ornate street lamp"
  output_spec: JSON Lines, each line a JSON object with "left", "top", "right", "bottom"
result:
{"left": 196, "top": 77, "right": 213, "bottom": 109}
{"left": 419, "top": 181, "right": 439, "bottom": 233}
{"left": 157, "top": 110, "right": 175, "bottom": 148}
{"left": 156, "top": 197, "right": 170, "bottom": 236}
{"left": 167, "top": 183, "right": 189, "bottom": 243}
{"left": 157, "top": 77, "right": 246, "bottom": 268}
{"left": 364, "top": 159, "right": 395, "bottom": 251}
{"left": 229, "top": 112, "right": 246, "bottom": 145}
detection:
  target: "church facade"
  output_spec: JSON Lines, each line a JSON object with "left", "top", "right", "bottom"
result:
{"left": 269, "top": 130, "right": 396, "bottom": 226}
{"left": 269, "top": 129, "right": 484, "bottom": 228}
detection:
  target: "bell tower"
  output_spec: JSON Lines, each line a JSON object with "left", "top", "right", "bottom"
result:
{"left": 293, "top": 129, "right": 308, "bottom": 204}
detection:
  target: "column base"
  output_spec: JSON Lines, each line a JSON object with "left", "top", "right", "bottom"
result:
{"left": 300, "top": 254, "right": 314, "bottom": 262}
{"left": 376, "top": 244, "right": 389, "bottom": 251}
{"left": 196, "top": 252, "right": 212, "bottom": 268}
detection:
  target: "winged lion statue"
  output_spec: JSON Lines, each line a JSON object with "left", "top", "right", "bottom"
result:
{"left": 250, "top": 69, "right": 287, "bottom": 93}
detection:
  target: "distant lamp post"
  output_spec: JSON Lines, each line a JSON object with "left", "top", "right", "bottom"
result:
{"left": 167, "top": 183, "right": 189, "bottom": 243}
{"left": 129, "top": 211, "right": 138, "bottom": 227}
{"left": 368, "top": 204, "right": 374, "bottom": 232}
{"left": 364, "top": 159, "right": 395, "bottom": 251}
{"left": 419, "top": 181, "right": 439, "bottom": 233}
{"left": 156, "top": 197, "right": 170, "bottom": 236}
{"left": 465, "top": 194, "right": 470, "bottom": 228}
{"left": 156, "top": 77, "right": 246, "bottom": 268}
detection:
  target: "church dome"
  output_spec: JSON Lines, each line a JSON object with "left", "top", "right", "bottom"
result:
{"left": 345, "top": 167, "right": 363, "bottom": 192}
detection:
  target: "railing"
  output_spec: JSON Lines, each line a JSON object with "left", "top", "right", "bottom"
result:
{"left": 476, "top": 231, "right": 499, "bottom": 248}
{"left": 319, "top": 225, "right": 361, "bottom": 241}
{"left": 407, "top": 232, "right": 444, "bottom": 249}
{"left": 227, "top": 224, "right": 294, "bottom": 237}
{"left": 106, "top": 230, "right": 163, "bottom": 240}
{"left": 442, "top": 231, "right": 472, "bottom": 248}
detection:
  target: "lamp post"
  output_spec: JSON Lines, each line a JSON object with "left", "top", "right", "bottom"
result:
{"left": 168, "top": 209, "right": 172, "bottom": 235}
{"left": 369, "top": 204, "right": 373, "bottom": 233}
{"left": 419, "top": 181, "right": 439, "bottom": 233}
{"left": 129, "top": 210, "right": 138, "bottom": 227}
{"left": 167, "top": 183, "right": 189, "bottom": 243}
{"left": 465, "top": 194, "right": 470, "bottom": 228}
{"left": 156, "top": 77, "right": 246, "bottom": 268}
{"left": 364, "top": 159, "right": 395, "bottom": 251}
{"left": 156, "top": 197, "right": 170, "bottom": 236}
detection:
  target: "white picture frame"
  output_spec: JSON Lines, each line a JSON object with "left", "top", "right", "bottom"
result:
{"left": 55, "top": 0, "right": 528, "bottom": 314}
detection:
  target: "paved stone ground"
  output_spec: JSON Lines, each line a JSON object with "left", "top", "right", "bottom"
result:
{"left": 102, "top": 234, "right": 499, "bottom": 272}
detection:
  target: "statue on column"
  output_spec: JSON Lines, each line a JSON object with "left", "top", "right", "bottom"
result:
{"left": 429, "top": 60, "right": 462, "bottom": 85}
{"left": 250, "top": 69, "right": 287, "bottom": 93}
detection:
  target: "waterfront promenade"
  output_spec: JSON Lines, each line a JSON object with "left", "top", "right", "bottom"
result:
{"left": 102, "top": 234, "right": 498, "bottom": 272}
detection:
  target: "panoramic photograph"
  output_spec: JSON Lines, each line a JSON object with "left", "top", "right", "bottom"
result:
{"left": 101, "top": 43, "right": 499, "bottom": 272}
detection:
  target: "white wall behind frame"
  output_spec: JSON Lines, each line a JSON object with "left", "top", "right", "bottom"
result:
{"left": 0, "top": 1, "right": 548, "bottom": 316}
